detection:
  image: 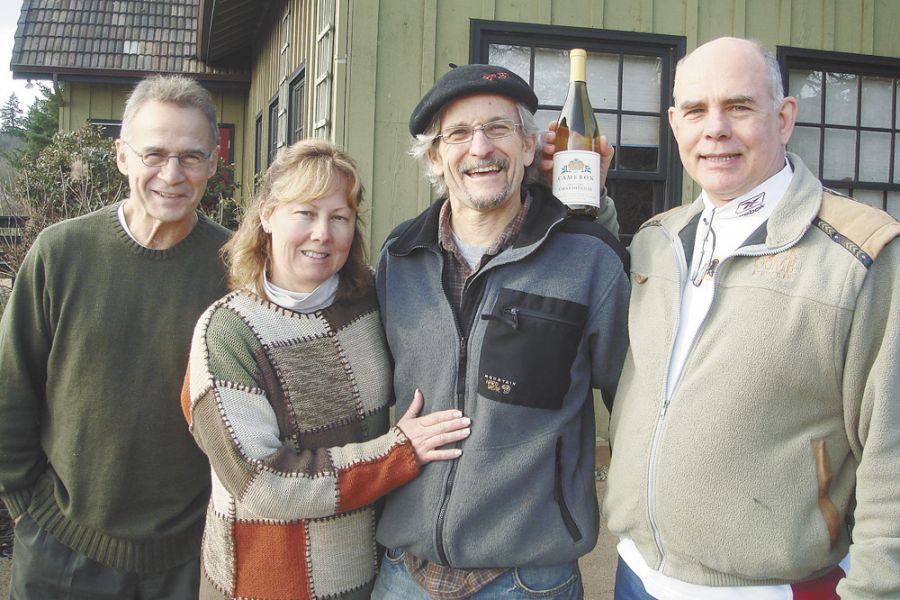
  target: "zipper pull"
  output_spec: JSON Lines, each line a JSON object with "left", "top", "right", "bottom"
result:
{"left": 502, "top": 307, "right": 520, "bottom": 329}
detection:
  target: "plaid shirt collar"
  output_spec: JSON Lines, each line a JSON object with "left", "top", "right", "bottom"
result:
{"left": 437, "top": 191, "right": 531, "bottom": 309}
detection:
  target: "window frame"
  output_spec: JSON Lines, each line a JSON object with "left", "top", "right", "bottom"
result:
{"left": 88, "top": 119, "right": 122, "bottom": 139}
{"left": 288, "top": 64, "right": 306, "bottom": 144}
{"left": 778, "top": 46, "right": 900, "bottom": 213}
{"left": 254, "top": 112, "right": 263, "bottom": 177}
{"left": 267, "top": 94, "right": 279, "bottom": 166}
{"left": 470, "top": 19, "right": 685, "bottom": 236}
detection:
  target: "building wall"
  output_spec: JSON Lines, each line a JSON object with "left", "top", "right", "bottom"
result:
{"left": 242, "top": 0, "right": 326, "bottom": 196}
{"left": 341, "top": 0, "right": 900, "bottom": 253}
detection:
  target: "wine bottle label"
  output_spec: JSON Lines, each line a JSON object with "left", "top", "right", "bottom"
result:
{"left": 552, "top": 150, "right": 602, "bottom": 208}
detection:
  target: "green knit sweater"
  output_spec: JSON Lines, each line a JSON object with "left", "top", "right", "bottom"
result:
{"left": 0, "top": 204, "right": 230, "bottom": 573}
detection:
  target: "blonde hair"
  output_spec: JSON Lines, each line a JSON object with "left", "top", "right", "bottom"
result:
{"left": 224, "top": 139, "right": 371, "bottom": 302}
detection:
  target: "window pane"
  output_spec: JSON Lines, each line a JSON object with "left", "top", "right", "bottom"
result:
{"left": 887, "top": 191, "right": 900, "bottom": 219}
{"left": 790, "top": 69, "right": 822, "bottom": 122}
{"left": 535, "top": 108, "right": 558, "bottom": 131}
{"left": 854, "top": 189, "right": 884, "bottom": 210}
{"left": 823, "top": 128, "right": 855, "bottom": 180}
{"left": 858, "top": 131, "right": 891, "bottom": 182}
{"left": 622, "top": 55, "right": 661, "bottom": 112}
{"left": 587, "top": 52, "right": 619, "bottom": 110}
{"left": 787, "top": 126, "right": 820, "bottom": 174}
{"left": 825, "top": 72, "right": 857, "bottom": 126}
{"left": 860, "top": 76, "right": 892, "bottom": 128}
{"left": 609, "top": 179, "right": 655, "bottom": 237}
{"left": 489, "top": 44, "right": 531, "bottom": 84}
{"left": 534, "top": 48, "right": 568, "bottom": 105}
{"left": 619, "top": 115, "right": 659, "bottom": 171}
{"left": 895, "top": 134, "right": 900, "bottom": 183}
{"left": 621, "top": 115, "right": 658, "bottom": 146}
{"left": 598, "top": 113, "right": 619, "bottom": 147}
{"left": 897, "top": 81, "right": 900, "bottom": 129}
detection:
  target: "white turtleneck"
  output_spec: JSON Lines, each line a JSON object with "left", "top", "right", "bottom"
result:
{"left": 262, "top": 272, "right": 339, "bottom": 313}
{"left": 664, "top": 161, "right": 793, "bottom": 403}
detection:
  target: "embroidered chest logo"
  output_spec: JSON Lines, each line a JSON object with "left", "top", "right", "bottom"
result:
{"left": 484, "top": 374, "right": 516, "bottom": 395}
{"left": 753, "top": 247, "right": 801, "bottom": 279}
{"left": 736, "top": 192, "right": 765, "bottom": 217}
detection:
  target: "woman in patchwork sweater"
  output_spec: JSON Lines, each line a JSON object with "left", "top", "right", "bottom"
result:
{"left": 183, "top": 140, "right": 470, "bottom": 600}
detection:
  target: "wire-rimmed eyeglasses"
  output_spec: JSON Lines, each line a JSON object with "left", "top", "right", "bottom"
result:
{"left": 690, "top": 208, "right": 718, "bottom": 287}
{"left": 436, "top": 119, "right": 521, "bottom": 144}
{"left": 121, "top": 139, "right": 214, "bottom": 169}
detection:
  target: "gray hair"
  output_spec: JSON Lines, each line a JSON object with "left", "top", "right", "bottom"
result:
{"left": 674, "top": 39, "right": 785, "bottom": 111}
{"left": 409, "top": 102, "right": 544, "bottom": 197}
{"left": 121, "top": 75, "right": 218, "bottom": 148}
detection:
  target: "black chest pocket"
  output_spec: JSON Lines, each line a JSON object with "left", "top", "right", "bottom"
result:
{"left": 478, "top": 288, "right": 588, "bottom": 410}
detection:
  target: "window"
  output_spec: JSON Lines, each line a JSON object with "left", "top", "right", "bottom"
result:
{"left": 88, "top": 119, "right": 122, "bottom": 139}
{"left": 288, "top": 66, "right": 306, "bottom": 144}
{"left": 267, "top": 96, "right": 279, "bottom": 166}
{"left": 313, "top": 0, "right": 335, "bottom": 138}
{"left": 254, "top": 113, "right": 263, "bottom": 177}
{"left": 471, "top": 21, "right": 685, "bottom": 241}
{"left": 780, "top": 47, "right": 900, "bottom": 219}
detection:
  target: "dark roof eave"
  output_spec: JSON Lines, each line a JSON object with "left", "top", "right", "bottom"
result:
{"left": 11, "top": 65, "right": 251, "bottom": 88}
{"left": 199, "top": 0, "right": 280, "bottom": 62}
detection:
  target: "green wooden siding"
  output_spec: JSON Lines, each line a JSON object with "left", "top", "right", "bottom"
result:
{"left": 336, "top": 0, "right": 900, "bottom": 249}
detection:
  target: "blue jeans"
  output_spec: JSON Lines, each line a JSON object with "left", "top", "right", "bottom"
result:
{"left": 613, "top": 557, "right": 657, "bottom": 600}
{"left": 372, "top": 548, "right": 583, "bottom": 599}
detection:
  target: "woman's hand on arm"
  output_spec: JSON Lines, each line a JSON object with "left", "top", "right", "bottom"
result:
{"left": 396, "top": 389, "right": 470, "bottom": 466}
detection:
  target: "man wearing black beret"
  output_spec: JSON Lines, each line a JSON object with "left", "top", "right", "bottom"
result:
{"left": 372, "top": 63, "right": 630, "bottom": 599}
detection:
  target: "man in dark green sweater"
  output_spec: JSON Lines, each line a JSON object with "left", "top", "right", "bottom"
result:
{"left": 0, "top": 75, "right": 230, "bottom": 598}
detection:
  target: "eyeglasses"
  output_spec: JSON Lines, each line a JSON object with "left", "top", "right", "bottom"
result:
{"left": 436, "top": 119, "right": 521, "bottom": 144}
{"left": 121, "top": 139, "right": 214, "bottom": 169}
{"left": 690, "top": 208, "right": 718, "bottom": 287}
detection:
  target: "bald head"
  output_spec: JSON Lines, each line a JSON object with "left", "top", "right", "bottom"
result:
{"left": 675, "top": 37, "right": 785, "bottom": 112}
{"left": 667, "top": 36, "right": 798, "bottom": 205}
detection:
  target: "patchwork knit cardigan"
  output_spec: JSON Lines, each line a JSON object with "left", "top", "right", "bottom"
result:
{"left": 183, "top": 288, "right": 419, "bottom": 600}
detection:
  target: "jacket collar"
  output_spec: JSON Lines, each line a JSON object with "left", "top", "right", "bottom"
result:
{"left": 388, "top": 182, "right": 566, "bottom": 257}
{"left": 661, "top": 153, "right": 822, "bottom": 254}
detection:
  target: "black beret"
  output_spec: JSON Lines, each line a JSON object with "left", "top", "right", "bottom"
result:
{"left": 408, "top": 64, "right": 539, "bottom": 136}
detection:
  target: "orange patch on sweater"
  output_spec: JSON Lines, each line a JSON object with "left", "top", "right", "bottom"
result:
{"left": 180, "top": 364, "right": 192, "bottom": 424}
{"left": 233, "top": 520, "right": 310, "bottom": 599}
{"left": 337, "top": 441, "right": 419, "bottom": 512}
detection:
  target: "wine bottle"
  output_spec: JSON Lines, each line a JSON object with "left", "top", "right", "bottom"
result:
{"left": 553, "top": 49, "right": 602, "bottom": 220}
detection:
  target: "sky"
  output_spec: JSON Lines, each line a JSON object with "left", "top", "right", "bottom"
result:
{"left": 1, "top": 0, "right": 43, "bottom": 113}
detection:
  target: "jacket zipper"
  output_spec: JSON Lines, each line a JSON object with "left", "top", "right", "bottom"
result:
{"left": 644, "top": 230, "right": 806, "bottom": 571}
{"left": 435, "top": 267, "right": 482, "bottom": 566}
{"left": 432, "top": 214, "right": 568, "bottom": 566}
{"left": 435, "top": 335, "right": 465, "bottom": 565}
{"left": 501, "top": 306, "right": 580, "bottom": 328}
{"left": 645, "top": 236, "right": 687, "bottom": 571}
